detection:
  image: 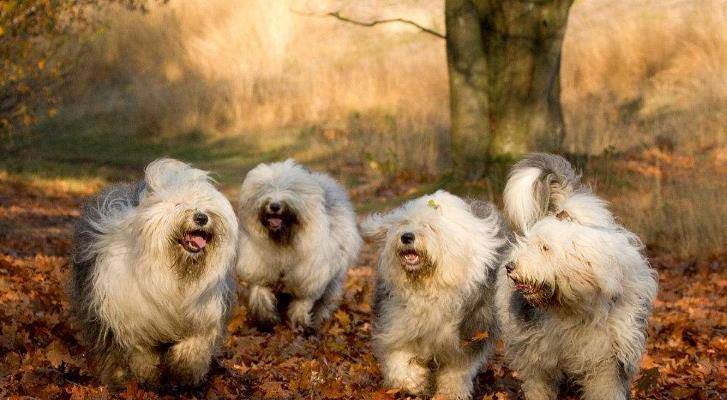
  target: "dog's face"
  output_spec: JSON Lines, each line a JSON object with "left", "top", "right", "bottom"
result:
{"left": 239, "top": 160, "right": 323, "bottom": 246}
{"left": 134, "top": 159, "right": 238, "bottom": 280}
{"left": 377, "top": 207, "right": 441, "bottom": 283}
{"left": 362, "top": 191, "right": 503, "bottom": 289}
{"left": 506, "top": 218, "right": 627, "bottom": 310}
{"left": 256, "top": 195, "right": 300, "bottom": 246}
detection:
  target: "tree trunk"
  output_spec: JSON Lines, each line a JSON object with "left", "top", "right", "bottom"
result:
{"left": 446, "top": 0, "right": 574, "bottom": 176}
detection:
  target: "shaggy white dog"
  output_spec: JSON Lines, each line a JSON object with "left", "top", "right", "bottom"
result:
{"left": 497, "top": 153, "right": 658, "bottom": 400}
{"left": 362, "top": 190, "right": 506, "bottom": 399}
{"left": 236, "top": 159, "right": 362, "bottom": 330}
{"left": 69, "top": 159, "right": 239, "bottom": 387}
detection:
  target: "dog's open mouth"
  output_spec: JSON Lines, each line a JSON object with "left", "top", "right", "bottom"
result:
{"left": 515, "top": 283, "right": 538, "bottom": 294}
{"left": 512, "top": 278, "right": 553, "bottom": 305}
{"left": 266, "top": 216, "right": 283, "bottom": 231}
{"left": 180, "top": 230, "right": 212, "bottom": 253}
{"left": 399, "top": 249, "right": 422, "bottom": 271}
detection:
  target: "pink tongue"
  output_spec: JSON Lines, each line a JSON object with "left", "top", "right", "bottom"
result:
{"left": 186, "top": 234, "right": 207, "bottom": 249}
{"left": 268, "top": 218, "right": 282, "bottom": 228}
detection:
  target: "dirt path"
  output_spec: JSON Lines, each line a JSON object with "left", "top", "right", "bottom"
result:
{"left": 0, "top": 174, "right": 724, "bottom": 399}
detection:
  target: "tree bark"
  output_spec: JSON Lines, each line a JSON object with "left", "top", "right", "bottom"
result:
{"left": 446, "top": 0, "right": 574, "bottom": 176}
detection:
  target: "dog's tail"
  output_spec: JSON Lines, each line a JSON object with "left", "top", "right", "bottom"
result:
{"left": 503, "top": 153, "right": 580, "bottom": 232}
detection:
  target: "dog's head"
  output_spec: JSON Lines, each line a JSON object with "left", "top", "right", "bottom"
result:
{"left": 505, "top": 217, "right": 640, "bottom": 311}
{"left": 362, "top": 190, "right": 504, "bottom": 289}
{"left": 133, "top": 158, "right": 238, "bottom": 280}
{"left": 239, "top": 159, "right": 324, "bottom": 246}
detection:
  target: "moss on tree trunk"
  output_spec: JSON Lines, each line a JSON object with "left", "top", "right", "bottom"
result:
{"left": 446, "top": 0, "right": 574, "bottom": 177}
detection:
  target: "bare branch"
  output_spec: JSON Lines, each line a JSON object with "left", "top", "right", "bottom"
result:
{"left": 292, "top": 9, "right": 446, "bottom": 40}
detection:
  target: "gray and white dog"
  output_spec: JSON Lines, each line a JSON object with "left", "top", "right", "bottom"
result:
{"left": 236, "top": 159, "right": 362, "bottom": 330}
{"left": 362, "top": 190, "right": 507, "bottom": 399}
{"left": 497, "top": 153, "right": 658, "bottom": 400}
{"left": 69, "top": 159, "right": 238, "bottom": 387}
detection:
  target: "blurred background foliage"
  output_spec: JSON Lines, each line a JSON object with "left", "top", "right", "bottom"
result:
{"left": 0, "top": 0, "right": 159, "bottom": 143}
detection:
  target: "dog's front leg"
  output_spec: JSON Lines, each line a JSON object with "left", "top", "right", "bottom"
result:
{"left": 520, "top": 368, "right": 559, "bottom": 400}
{"left": 128, "top": 346, "right": 161, "bottom": 385}
{"left": 434, "top": 357, "right": 481, "bottom": 400}
{"left": 288, "top": 297, "right": 315, "bottom": 330}
{"left": 286, "top": 255, "right": 332, "bottom": 330}
{"left": 380, "top": 348, "right": 430, "bottom": 396}
{"left": 248, "top": 284, "right": 280, "bottom": 325}
{"left": 167, "top": 329, "right": 217, "bottom": 386}
{"left": 580, "top": 361, "right": 631, "bottom": 400}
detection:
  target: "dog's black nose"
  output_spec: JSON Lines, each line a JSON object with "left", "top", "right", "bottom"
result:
{"left": 193, "top": 212, "right": 209, "bottom": 226}
{"left": 268, "top": 202, "right": 281, "bottom": 213}
{"left": 400, "top": 232, "right": 415, "bottom": 244}
{"left": 505, "top": 262, "right": 515, "bottom": 274}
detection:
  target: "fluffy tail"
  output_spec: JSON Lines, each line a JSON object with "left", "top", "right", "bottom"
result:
{"left": 503, "top": 153, "right": 580, "bottom": 232}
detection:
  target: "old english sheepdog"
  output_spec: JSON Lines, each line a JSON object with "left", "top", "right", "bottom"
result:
{"left": 236, "top": 159, "right": 362, "bottom": 330}
{"left": 497, "top": 153, "right": 658, "bottom": 400}
{"left": 69, "top": 158, "right": 238, "bottom": 387}
{"left": 361, "top": 190, "right": 507, "bottom": 399}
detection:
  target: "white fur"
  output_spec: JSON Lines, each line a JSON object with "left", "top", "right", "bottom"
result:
{"left": 503, "top": 167, "right": 545, "bottom": 232}
{"left": 362, "top": 190, "right": 506, "bottom": 399}
{"left": 71, "top": 158, "right": 238, "bottom": 386}
{"left": 236, "top": 159, "right": 362, "bottom": 329}
{"left": 497, "top": 154, "right": 658, "bottom": 400}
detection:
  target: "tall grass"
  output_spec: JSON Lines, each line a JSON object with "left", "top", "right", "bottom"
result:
{"left": 562, "top": 0, "right": 727, "bottom": 153}
{"left": 70, "top": 0, "right": 448, "bottom": 175}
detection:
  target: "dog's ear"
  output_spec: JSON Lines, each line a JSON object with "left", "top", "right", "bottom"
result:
{"left": 360, "top": 213, "right": 389, "bottom": 244}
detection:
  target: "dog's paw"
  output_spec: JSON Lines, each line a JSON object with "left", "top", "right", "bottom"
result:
{"left": 386, "top": 361, "right": 429, "bottom": 396}
{"left": 433, "top": 386, "right": 473, "bottom": 400}
{"left": 287, "top": 299, "right": 313, "bottom": 330}
{"left": 128, "top": 349, "right": 161, "bottom": 386}
{"left": 433, "top": 366, "right": 475, "bottom": 400}
{"left": 166, "top": 340, "right": 212, "bottom": 386}
{"left": 248, "top": 286, "right": 280, "bottom": 325}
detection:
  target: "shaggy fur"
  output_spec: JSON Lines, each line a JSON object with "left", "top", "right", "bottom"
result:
{"left": 69, "top": 159, "right": 238, "bottom": 387}
{"left": 362, "top": 190, "right": 507, "bottom": 399}
{"left": 236, "top": 159, "right": 362, "bottom": 330}
{"left": 497, "top": 153, "right": 658, "bottom": 400}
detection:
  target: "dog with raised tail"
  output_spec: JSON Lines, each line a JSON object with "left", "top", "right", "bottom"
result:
{"left": 236, "top": 159, "right": 362, "bottom": 331}
{"left": 497, "top": 153, "right": 658, "bottom": 400}
{"left": 69, "top": 158, "right": 239, "bottom": 387}
{"left": 362, "top": 190, "right": 507, "bottom": 399}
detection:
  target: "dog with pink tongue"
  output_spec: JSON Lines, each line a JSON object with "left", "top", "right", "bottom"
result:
{"left": 69, "top": 158, "right": 238, "bottom": 387}
{"left": 236, "top": 159, "right": 362, "bottom": 331}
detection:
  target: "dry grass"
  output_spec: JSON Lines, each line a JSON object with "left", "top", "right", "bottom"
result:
{"left": 562, "top": 0, "right": 727, "bottom": 153}
{"left": 46, "top": 0, "right": 727, "bottom": 258}
{"left": 71, "top": 0, "right": 448, "bottom": 176}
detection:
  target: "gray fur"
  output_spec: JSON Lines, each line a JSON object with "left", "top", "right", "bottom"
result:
{"left": 237, "top": 159, "right": 362, "bottom": 331}
{"left": 69, "top": 181, "right": 145, "bottom": 372}
{"left": 512, "top": 153, "right": 581, "bottom": 215}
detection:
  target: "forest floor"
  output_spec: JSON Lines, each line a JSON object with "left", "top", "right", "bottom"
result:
{"left": 0, "top": 123, "right": 725, "bottom": 399}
